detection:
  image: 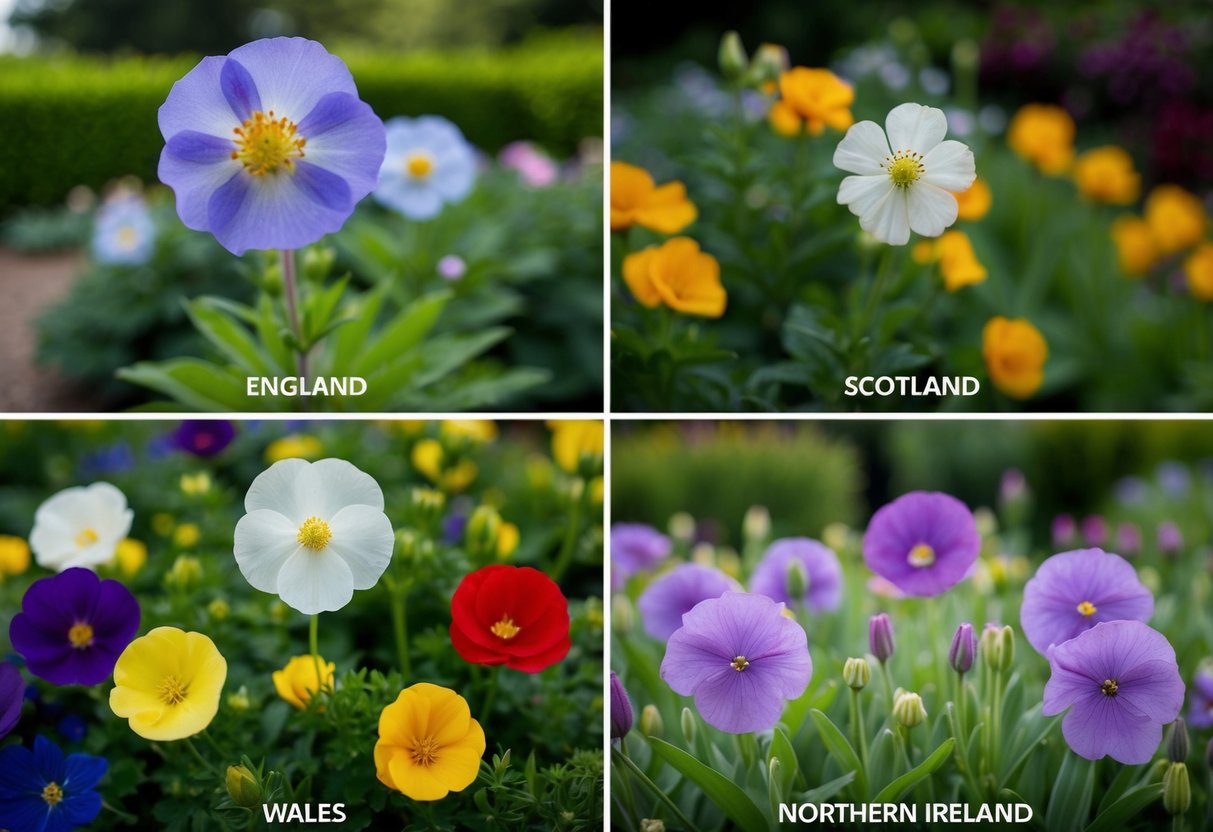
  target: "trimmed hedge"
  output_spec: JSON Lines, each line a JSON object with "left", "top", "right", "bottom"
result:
{"left": 0, "top": 32, "right": 602, "bottom": 209}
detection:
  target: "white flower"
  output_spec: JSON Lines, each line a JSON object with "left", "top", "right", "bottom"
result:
{"left": 233, "top": 459, "right": 394, "bottom": 615}
{"left": 30, "top": 482, "right": 134, "bottom": 571}
{"left": 834, "top": 102, "right": 975, "bottom": 246}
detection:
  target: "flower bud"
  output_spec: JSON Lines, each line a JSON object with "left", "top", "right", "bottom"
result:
{"left": 869, "top": 613, "right": 895, "bottom": 663}
{"left": 786, "top": 558, "right": 808, "bottom": 602}
{"left": 1162, "top": 762, "right": 1190, "bottom": 815}
{"left": 680, "top": 707, "right": 696, "bottom": 745}
{"left": 225, "top": 765, "right": 262, "bottom": 808}
{"left": 995, "top": 625, "right": 1015, "bottom": 673}
{"left": 207, "top": 598, "right": 230, "bottom": 621}
{"left": 301, "top": 244, "right": 336, "bottom": 284}
{"left": 1206, "top": 736, "right": 1213, "bottom": 769}
{"left": 979, "top": 623, "right": 1001, "bottom": 668}
{"left": 226, "top": 686, "right": 251, "bottom": 712}
{"left": 1166, "top": 718, "right": 1189, "bottom": 763}
{"left": 640, "top": 821, "right": 666, "bottom": 832}
{"left": 949, "top": 622, "right": 975, "bottom": 674}
{"left": 843, "top": 657, "right": 871, "bottom": 691}
{"left": 669, "top": 512, "right": 695, "bottom": 543}
{"left": 1158, "top": 521, "right": 1183, "bottom": 555}
{"left": 893, "top": 691, "right": 926, "bottom": 729}
{"left": 747, "top": 42, "right": 789, "bottom": 89}
{"left": 465, "top": 505, "right": 502, "bottom": 560}
{"left": 1051, "top": 514, "right": 1076, "bottom": 546}
{"left": 609, "top": 672, "right": 633, "bottom": 739}
{"left": 718, "top": 31, "right": 748, "bottom": 81}
{"left": 639, "top": 704, "right": 663, "bottom": 738}
{"left": 743, "top": 505, "right": 770, "bottom": 543}
{"left": 612, "top": 594, "right": 635, "bottom": 634}
{"left": 164, "top": 555, "right": 202, "bottom": 590}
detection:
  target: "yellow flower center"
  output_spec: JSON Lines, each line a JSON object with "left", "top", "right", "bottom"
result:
{"left": 74, "top": 527, "right": 99, "bottom": 548}
{"left": 908, "top": 543, "right": 936, "bottom": 567}
{"left": 116, "top": 225, "right": 138, "bottom": 250}
{"left": 406, "top": 152, "right": 434, "bottom": 179}
{"left": 42, "top": 782, "right": 63, "bottom": 806}
{"left": 409, "top": 736, "right": 440, "bottom": 766}
{"left": 1101, "top": 678, "right": 1118, "bottom": 697}
{"left": 231, "top": 110, "right": 306, "bottom": 176}
{"left": 1076, "top": 600, "right": 1097, "bottom": 617}
{"left": 886, "top": 151, "right": 924, "bottom": 188}
{"left": 297, "top": 516, "right": 332, "bottom": 551}
{"left": 67, "top": 622, "right": 95, "bottom": 649}
{"left": 158, "top": 675, "right": 189, "bottom": 706}
{"left": 731, "top": 655, "right": 750, "bottom": 672}
{"left": 491, "top": 616, "right": 520, "bottom": 639}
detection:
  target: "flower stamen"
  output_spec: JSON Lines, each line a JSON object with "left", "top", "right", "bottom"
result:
{"left": 907, "top": 543, "right": 936, "bottom": 567}
{"left": 885, "top": 150, "right": 925, "bottom": 189}
{"left": 731, "top": 655, "right": 750, "bottom": 672}
{"left": 68, "top": 622, "right": 95, "bottom": 649}
{"left": 74, "top": 528, "right": 99, "bottom": 548}
{"left": 42, "top": 782, "right": 63, "bottom": 806}
{"left": 491, "top": 616, "right": 520, "bottom": 640}
{"left": 406, "top": 152, "right": 434, "bottom": 179}
{"left": 297, "top": 517, "right": 332, "bottom": 551}
{"left": 231, "top": 110, "right": 306, "bottom": 176}
{"left": 1076, "top": 601, "right": 1097, "bottom": 617}
{"left": 158, "top": 675, "right": 189, "bottom": 706}
{"left": 409, "top": 736, "right": 439, "bottom": 766}
{"left": 1101, "top": 678, "right": 1118, "bottom": 697}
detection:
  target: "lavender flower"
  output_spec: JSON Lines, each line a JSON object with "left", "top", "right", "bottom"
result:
{"left": 1020, "top": 549, "right": 1153, "bottom": 655}
{"left": 1157, "top": 462, "right": 1190, "bottom": 496}
{"left": 93, "top": 195, "right": 155, "bottom": 265}
{"left": 1188, "top": 664, "right": 1213, "bottom": 729}
{"left": 862, "top": 491, "right": 980, "bottom": 597}
{"left": 637, "top": 563, "right": 739, "bottom": 641}
{"left": 437, "top": 255, "right": 467, "bottom": 281}
{"left": 611, "top": 523, "right": 671, "bottom": 591}
{"left": 749, "top": 538, "right": 842, "bottom": 612}
{"left": 499, "top": 141, "right": 558, "bottom": 187}
{"left": 869, "top": 613, "right": 895, "bottom": 663}
{"left": 1043, "top": 620, "right": 1184, "bottom": 764}
{"left": 1115, "top": 523, "right": 1142, "bottom": 557}
{"left": 609, "top": 671, "right": 633, "bottom": 739}
{"left": 1081, "top": 515, "right": 1107, "bottom": 547}
{"left": 660, "top": 592, "right": 811, "bottom": 734}
{"left": 1051, "top": 514, "right": 1077, "bottom": 546}
{"left": 374, "top": 116, "right": 476, "bottom": 219}
{"left": 0, "top": 662, "right": 24, "bottom": 739}
{"left": 950, "top": 622, "right": 976, "bottom": 674}
{"left": 1157, "top": 522, "right": 1183, "bottom": 554}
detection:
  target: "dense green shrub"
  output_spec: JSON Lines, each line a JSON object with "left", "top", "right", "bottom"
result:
{"left": 0, "top": 32, "right": 602, "bottom": 210}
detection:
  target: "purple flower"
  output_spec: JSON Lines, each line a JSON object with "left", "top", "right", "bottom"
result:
{"left": 950, "top": 622, "right": 976, "bottom": 674}
{"left": 610, "top": 671, "right": 633, "bottom": 739}
{"left": 1114, "top": 477, "right": 1148, "bottom": 506}
{"left": 1188, "top": 665, "right": 1213, "bottom": 729}
{"left": 999, "top": 469, "right": 1026, "bottom": 504}
{"left": 869, "top": 613, "right": 895, "bottom": 663}
{"left": 1115, "top": 523, "right": 1142, "bottom": 557}
{"left": 749, "top": 538, "right": 842, "bottom": 612}
{"left": 1043, "top": 620, "right": 1184, "bottom": 764}
{"left": 1051, "top": 514, "right": 1077, "bottom": 546}
{"left": 1081, "top": 515, "right": 1107, "bottom": 547}
{"left": 0, "top": 735, "right": 107, "bottom": 832}
{"left": 637, "top": 563, "right": 739, "bottom": 641}
{"left": 661, "top": 591, "right": 812, "bottom": 734}
{"left": 172, "top": 420, "right": 235, "bottom": 457}
{"left": 611, "top": 523, "right": 671, "bottom": 591}
{"left": 1020, "top": 549, "right": 1153, "bottom": 656}
{"left": 437, "top": 255, "right": 467, "bottom": 281}
{"left": 499, "top": 141, "right": 559, "bottom": 187}
{"left": 9, "top": 568, "right": 140, "bottom": 686}
{"left": 0, "top": 662, "right": 24, "bottom": 739}
{"left": 158, "top": 37, "right": 386, "bottom": 255}
{"left": 374, "top": 116, "right": 477, "bottom": 219}
{"left": 1157, "top": 522, "right": 1183, "bottom": 554}
{"left": 862, "top": 491, "right": 980, "bottom": 597}
{"left": 1157, "top": 462, "right": 1190, "bottom": 496}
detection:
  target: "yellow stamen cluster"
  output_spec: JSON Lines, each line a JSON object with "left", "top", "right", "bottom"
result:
{"left": 75, "top": 528, "right": 99, "bottom": 548}
{"left": 231, "top": 110, "right": 305, "bottom": 176}
{"left": 410, "top": 736, "right": 440, "bottom": 766}
{"left": 1101, "top": 678, "right": 1118, "bottom": 697}
{"left": 68, "top": 622, "right": 95, "bottom": 649}
{"left": 297, "top": 516, "right": 332, "bottom": 551}
{"left": 42, "top": 782, "right": 64, "bottom": 806}
{"left": 731, "top": 655, "right": 750, "bottom": 672}
{"left": 491, "top": 616, "right": 520, "bottom": 640}
{"left": 406, "top": 152, "right": 434, "bottom": 179}
{"left": 1077, "top": 601, "right": 1097, "bottom": 617}
{"left": 908, "top": 543, "right": 936, "bottom": 567}
{"left": 158, "top": 675, "right": 189, "bottom": 706}
{"left": 886, "top": 150, "right": 924, "bottom": 188}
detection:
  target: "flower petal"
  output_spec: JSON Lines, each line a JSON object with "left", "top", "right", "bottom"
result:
{"left": 302, "top": 459, "right": 386, "bottom": 515}
{"left": 226, "top": 37, "right": 358, "bottom": 122}
{"left": 164, "top": 131, "right": 234, "bottom": 165}
{"left": 862, "top": 186, "right": 911, "bottom": 246}
{"left": 833, "top": 120, "right": 891, "bottom": 175}
{"left": 158, "top": 55, "right": 239, "bottom": 140}
{"left": 1116, "top": 658, "right": 1185, "bottom": 723}
{"left": 233, "top": 509, "right": 302, "bottom": 594}
{"left": 920, "top": 139, "right": 976, "bottom": 192}
{"left": 297, "top": 92, "right": 386, "bottom": 199}
{"left": 1061, "top": 692, "right": 1160, "bottom": 764}
{"left": 885, "top": 103, "right": 947, "bottom": 154}
{"left": 63, "top": 752, "right": 108, "bottom": 793}
{"left": 432, "top": 720, "right": 485, "bottom": 791}
{"left": 325, "top": 504, "right": 394, "bottom": 590}
{"left": 693, "top": 667, "right": 786, "bottom": 734}
{"left": 158, "top": 151, "right": 242, "bottom": 232}
{"left": 907, "top": 182, "right": 959, "bottom": 238}
{"left": 293, "top": 161, "right": 353, "bottom": 213}
{"left": 275, "top": 548, "right": 355, "bottom": 614}
{"left": 219, "top": 57, "right": 262, "bottom": 122}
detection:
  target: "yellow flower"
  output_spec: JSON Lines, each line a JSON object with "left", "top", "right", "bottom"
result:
{"left": 440, "top": 420, "right": 497, "bottom": 443}
{"left": 550, "top": 421, "right": 604, "bottom": 474}
{"left": 1007, "top": 104, "right": 1075, "bottom": 175}
{"left": 179, "top": 472, "right": 212, "bottom": 496}
{"left": 165, "top": 555, "right": 202, "bottom": 590}
{"left": 173, "top": 522, "right": 200, "bottom": 548}
{"left": 272, "top": 655, "right": 335, "bottom": 709}
{"left": 411, "top": 439, "right": 477, "bottom": 492}
{"left": 151, "top": 512, "right": 175, "bottom": 537}
{"left": 954, "top": 178, "right": 991, "bottom": 221}
{"left": 112, "top": 538, "right": 147, "bottom": 578}
{"left": 982, "top": 317, "right": 1048, "bottom": 399}
{"left": 610, "top": 162, "right": 697, "bottom": 234}
{"left": 375, "top": 683, "right": 486, "bottom": 801}
{"left": 769, "top": 67, "right": 854, "bottom": 136}
{"left": 916, "top": 231, "right": 987, "bottom": 291}
{"left": 1110, "top": 216, "right": 1158, "bottom": 277}
{"left": 497, "top": 522, "right": 520, "bottom": 560}
{"left": 1184, "top": 244, "right": 1213, "bottom": 302}
{"left": 207, "top": 598, "right": 230, "bottom": 621}
{"left": 0, "top": 535, "right": 31, "bottom": 578}
{"left": 622, "top": 237, "right": 726, "bottom": 318}
{"left": 1072, "top": 146, "right": 1140, "bottom": 204}
{"left": 1145, "top": 184, "right": 1206, "bottom": 256}
{"left": 110, "top": 626, "right": 227, "bottom": 741}
{"left": 265, "top": 434, "right": 323, "bottom": 463}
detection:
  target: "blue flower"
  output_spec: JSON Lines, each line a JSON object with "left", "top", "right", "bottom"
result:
{"left": 373, "top": 116, "right": 477, "bottom": 219}
{"left": 0, "top": 736, "right": 107, "bottom": 832}
{"left": 92, "top": 196, "right": 155, "bottom": 265}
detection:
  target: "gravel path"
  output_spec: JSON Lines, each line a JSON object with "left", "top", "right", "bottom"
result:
{"left": 0, "top": 248, "right": 104, "bottom": 412}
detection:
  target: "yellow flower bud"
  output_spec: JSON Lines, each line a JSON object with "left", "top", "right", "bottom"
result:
{"left": 843, "top": 657, "right": 871, "bottom": 691}
{"left": 893, "top": 691, "right": 927, "bottom": 729}
{"left": 226, "top": 765, "right": 262, "bottom": 808}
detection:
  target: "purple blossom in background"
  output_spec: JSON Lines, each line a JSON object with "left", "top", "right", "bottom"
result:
{"left": 1044, "top": 620, "right": 1184, "bottom": 764}
{"left": 611, "top": 523, "right": 671, "bottom": 591}
{"left": 638, "top": 563, "right": 739, "bottom": 641}
{"left": 172, "top": 420, "right": 236, "bottom": 457}
{"left": 499, "top": 141, "right": 559, "bottom": 187}
{"left": 863, "top": 491, "right": 980, "bottom": 597}
{"left": 869, "top": 612, "right": 895, "bottom": 663}
{"left": 1188, "top": 665, "right": 1213, "bottom": 729}
{"left": 950, "top": 622, "right": 976, "bottom": 674}
{"left": 1020, "top": 549, "right": 1153, "bottom": 655}
{"left": 661, "top": 591, "right": 811, "bottom": 734}
{"left": 158, "top": 37, "right": 386, "bottom": 255}
{"left": 750, "top": 538, "right": 842, "bottom": 612}
{"left": 0, "top": 662, "right": 24, "bottom": 739}
{"left": 1156, "top": 462, "right": 1190, "bottom": 496}
{"left": 999, "top": 468, "right": 1027, "bottom": 505}
{"left": 375, "top": 116, "right": 477, "bottom": 219}
{"left": 1051, "top": 514, "right": 1077, "bottom": 546}
{"left": 437, "top": 255, "right": 467, "bottom": 281}
{"left": 9, "top": 568, "right": 140, "bottom": 686}
{"left": 1081, "top": 515, "right": 1107, "bottom": 547}
{"left": 1157, "top": 521, "right": 1183, "bottom": 554}
{"left": 1114, "top": 477, "right": 1148, "bottom": 506}
{"left": 609, "top": 671, "right": 633, "bottom": 739}
{"left": 866, "top": 576, "right": 905, "bottom": 600}
{"left": 1116, "top": 523, "right": 1142, "bottom": 557}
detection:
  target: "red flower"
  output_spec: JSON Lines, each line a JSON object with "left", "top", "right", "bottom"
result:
{"left": 450, "top": 565, "right": 570, "bottom": 673}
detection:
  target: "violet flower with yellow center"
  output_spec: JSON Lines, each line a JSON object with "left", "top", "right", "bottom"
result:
{"left": 862, "top": 491, "right": 980, "bottom": 597}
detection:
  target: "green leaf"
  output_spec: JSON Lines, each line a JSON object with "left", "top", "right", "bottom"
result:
{"left": 797, "top": 770, "right": 855, "bottom": 804}
{"left": 1046, "top": 752, "right": 1096, "bottom": 832}
{"left": 782, "top": 680, "right": 837, "bottom": 737}
{"left": 872, "top": 737, "right": 955, "bottom": 803}
{"left": 1083, "top": 783, "right": 1163, "bottom": 832}
{"left": 768, "top": 726, "right": 799, "bottom": 796}
{"left": 353, "top": 291, "right": 450, "bottom": 377}
{"left": 185, "top": 297, "right": 273, "bottom": 376}
{"left": 999, "top": 704, "right": 1057, "bottom": 783}
{"left": 117, "top": 359, "right": 255, "bottom": 412}
{"left": 808, "top": 709, "right": 867, "bottom": 800}
{"left": 645, "top": 737, "right": 768, "bottom": 832}
{"left": 329, "top": 286, "right": 385, "bottom": 375}
{"left": 254, "top": 294, "right": 295, "bottom": 374}
{"left": 411, "top": 328, "right": 512, "bottom": 388}
{"left": 302, "top": 274, "right": 350, "bottom": 347}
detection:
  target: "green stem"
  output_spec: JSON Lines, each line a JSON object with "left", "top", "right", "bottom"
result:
{"left": 850, "top": 688, "right": 869, "bottom": 772}
{"left": 280, "top": 249, "right": 309, "bottom": 387}
{"left": 183, "top": 736, "right": 222, "bottom": 778}
{"left": 388, "top": 582, "right": 412, "bottom": 677}
{"left": 612, "top": 746, "right": 704, "bottom": 832}
{"left": 550, "top": 482, "right": 586, "bottom": 582}
{"left": 896, "top": 726, "right": 914, "bottom": 775}
{"left": 480, "top": 665, "right": 501, "bottom": 718}
{"left": 880, "top": 660, "right": 896, "bottom": 712}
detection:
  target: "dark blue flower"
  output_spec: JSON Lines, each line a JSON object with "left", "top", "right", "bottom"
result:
{"left": 56, "top": 715, "right": 87, "bottom": 744}
{"left": 0, "top": 735, "right": 106, "bottom": 832}
{"left": 171, "top": 420, "right": 236, "bottom": 457}
{"left": 78, "top": 443, "right": 135, "bottom": 478}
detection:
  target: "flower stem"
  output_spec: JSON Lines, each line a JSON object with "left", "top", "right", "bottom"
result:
{"left": 183, "top": 736, "right": 222, "bottom": 778}
{"left": 280, "top": 249, "right": 309, "bottom": 389}
{"left": 479, "top": 664, "right": 501, "bottom": 718}
{"left": 388, "top": 582, "right": 412, "bottom": 678}
{"left": 880, "top": 659, "right": 895, "bottom": 712}
{"left": 308, "top": 613, "right": 327, "bottom": 700}
{"left": 850, "top": 688, "right": 869, "bottom": 772}
{"left": 550, "top": 480, "right": 586, "bottom": 582}
{"left": 612, "top": 745, "right": 704, "bottom": 832}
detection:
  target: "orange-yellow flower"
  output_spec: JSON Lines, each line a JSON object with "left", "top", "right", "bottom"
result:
{"left": 0, "top": 535, "right": 30, "bottom": 579}
{"left": 769, "top": 68, "right": 854, "bottom": 137}
{"left": 1110, "top": 216, "right": 1158, "bottom": 277}
{"left": 610, "top": 162, "right": 697, "bottom": 234}
{"left": 982, "top": 317, "right": 1048, "bottom": 399}
{"left": 916, "top": 231, "right": 987, "bottom": 291}
{"left": 272, "top": 655, "right": 335, "bottom": 709}
{"left": 623, "top": 237, "right": 726, "bottom": 318}
{"left": 954, "top": 178, "right": 991, "bottom": 221}
{"left": 1072, "top": 146, "right": 1140, "bottom": 204}
{"left": 549, "top": 420, "right": 604, "bottom": 475}
{"left": 1007, "top": 104, "right": 1075, "bottom": 175}
{"left": 1144, "top": 184, "right": 1206, "bottom": 256}
{"left": 1184, "top": 244, "right": 1213, "bottom": 301}
{"left": 375, "top": 683, "right": 485, "bottom": 802}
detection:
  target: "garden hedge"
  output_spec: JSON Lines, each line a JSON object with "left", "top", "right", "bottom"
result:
{"left": 0, "top": 32, "right": 602, "bottom": 209}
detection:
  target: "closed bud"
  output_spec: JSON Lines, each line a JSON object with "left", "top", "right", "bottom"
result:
{"left": 609, "top": 672, "right": 633, "bottom": 739}
{"left": 869, "top": 613, "right": 895, "bottom": 663}
{"left": 301, "top": 244, "right": 336, "bottom": 284}
{"left": 1166, "top": 718, "right": 1189, "bottom": 763}
{"left": 640, "top": 821, "right": 666, "bottom": 832}
{"left": 680, "top": 707, "right": 696, "bottom": 745}
{"left": 612, "top": 594, "right": 635, "bottom": 634}
{"left": 1162, "top": 762, "right": 1190, "bottom": 815}
{"left": 669, "top": 512, "right": 695, "bottom": 543}
{"left": 949, "top": 622, "right": 975, "bottom": 674}
{"left": 466, "top": 505, "right": 502, "bottom": 560}
{"left": 893, "top": 691, "right": 927, "bottom": 729}
{"left": 225, "top": 765, "right": 262, "bottom": 808}
{"left": 639, "top": 704, "right": 663, "bottom": 738}
{"left": 747, "top": 42, "right": 789, "bottom": 89}
{"left": 164, "top": 555, "right": 202, "bottom": 590}
{"left": 718, "top": 31, "right": 748, "bottom": 81}
{"left": 979, "top": 623, "right": 1001, "bottom": 668}
{"left": 843, "top": 657, "right": 871, "bottom": 691}
{"left": 743, "top": 505, "right": 770, "bottom": 543}
{"left": 995, "top": 625, "right": 1015, "bottom": 673}
{"left": 786, "top": 558, "right": 808, "bottom": 601}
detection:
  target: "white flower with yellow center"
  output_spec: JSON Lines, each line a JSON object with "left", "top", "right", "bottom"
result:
{"left": 233, "top": 459, "right": 394, "bottom": 614}
{"left": 30, "top": 483, "right": 134, "bottom": 571}
{"left": 834, "top": 103, "right": 975, "bottom": 246}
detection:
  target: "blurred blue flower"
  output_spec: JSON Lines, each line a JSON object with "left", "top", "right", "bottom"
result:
{"left": 1114, "top": 476, "right": 1148, "bottom": 505}
{"left": 79, "top": 442, "right": 135, "bottom": 477}
{"left": 92, "top": 196, "right": 155, "bottom": 266}
{"left": 1156, "top": 462, "right": 1190, "bottom": 496}
{"left": 374, "top": 116, "right": 477, "bottom": 219}
{"left": 56, "top": 714, "right": 87, "bottom": 744}
{"left": 0, "top": 736, "right": 107, "bottom": 832}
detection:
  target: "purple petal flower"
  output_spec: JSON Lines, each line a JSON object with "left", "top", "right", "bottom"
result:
{"left": 1043, "top": 620, "right": 1184, "bottom": 764}
{"left": 1081, "top": 515, "right": 1107, "bottom": 547}
{"left": 611, "top": 523, "right": 671, "bottom": 591}
{"left": 437, "top": 254, "right": 467, "bottom": 281}
{"left": 158, "top": 37, "right": 386, "bottom": 255}
{"left": 499, "top": 141, "right": 559, "bottom": 187}
{"left": 660, "top": 591, "right": 812, "bottom": 734}
{"left": 1051, "top": 514, "right": 1077, "bottom": 546}
{"left": 950, "top": 622, "right": 976, "bottom": 674}
{"left": 862, "top": 492, "right": 980, "bottom": 597}
{"left": 1157, "top": 521, "right": 1183, "bottom": 554}
{"left": 374, "top": 116, "right": 477, "bottom": 219}
{"left": 610, "top": 671, "right": 633, "bottom": 739}
{"left": 869, "top": 613, "right": 895, "bottom": 663}
{"left": 1188, "top": 665, "right": 1213, "bottom": 729}
{"left": 0, "top": 663, "right": 24, "bottom": 739}
{"left": 172, "top": 420, "right": 236, "bottom": 457}
{"left": 9, "top": 568, "right": 140, "bottom": 686}
{"left": 1020, "top": 548, "right": 1153, "bottom": 656}
{"left": 93, "top": 194, "right": 155, "bottom": 266}
{"left": 638, "top": 563, "right": 739, "bottom": 641}
{"left": 749, "top": 538, "right": 842, "bottom": 612}
{"left": 1115, "top": 523, "right": 1142, "bottom": 557}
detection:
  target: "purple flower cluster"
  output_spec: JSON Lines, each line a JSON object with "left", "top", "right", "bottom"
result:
{"left": 637, "top": 563, "right": 738, "bottom": 641}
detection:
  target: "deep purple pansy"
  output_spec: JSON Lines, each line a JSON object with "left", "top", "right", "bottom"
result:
{"left": 158, "top": 37, "right": 386, "bottom": 255}
{"left": 862, "top": 491, "right": 980, "bottom": 597}
{"left": 749, "top": 537, "right": 842, "bottom": 612}
{"left": 9, "top": 568, "right": 140, "bottom": 686}
{"left": 637, "top": 563, "right": 739, "bottom": 641}
{"left": 0, "top": 662, "right": 24, "bottom": 739}
{"left": 611, "top": 523, "right": 671, "bottom": 591}
{"left": 171, "top": 420, "right": 236, "bottom": 457}
{"left": 1020, "top": 548, "right": 1153, "bottom": 656}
